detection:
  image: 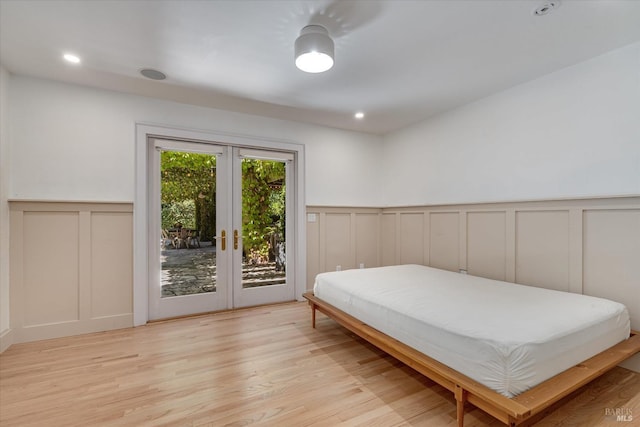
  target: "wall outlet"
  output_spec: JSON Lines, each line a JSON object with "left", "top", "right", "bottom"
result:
{"left": 459, "top": 269, "right": 467, "bottom": 274}
{"left": 359, "top": 263, "right": 365, "bottom": 269}
{"left": 336, "top": 265, "right": 342, "bottom": 271}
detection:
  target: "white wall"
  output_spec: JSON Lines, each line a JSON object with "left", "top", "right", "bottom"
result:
{"left": 0, "top": 66, "right": 10, "bottom": 343}
{"left": 9, "top": 76, "right": 383, "bottom": 206}
{"left": 382, "top": 42, "right": 640, "bottom": 206}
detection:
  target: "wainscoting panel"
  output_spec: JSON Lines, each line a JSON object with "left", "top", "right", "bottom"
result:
{"left": 399, "top": 213, "right": 424, "bottom": 265}
{"left": 583, "top": 209, "right": 640, "bottom": 329}
{"left": 306, "top": 213, "right": 320, "bottom": 291}
{"left": 23, "top": 211, "right": 80, "bottom": 326}
{"left": 429, "top": 212, "right": 460, "bottom": 272}
{"left": 7, "top": 198, "right": 635, "bottom": 366}
{"left": 306, "top": 208, "right": 382, "bottom": 285}
{"left": 381, "top": 213, "right": 396, "bottom": 266}
{"left": 515, "top": 210, "right": 570, "bottom": 292}
{"left": 9, "top": 201, "right": 133, "bottom": 343}
{"left": 324, "top": 213, "right": 352, "bottom": 272}
{"left": 90, "top": 212, "right": 133, "bottom": 319}
{"left": 307, "top": 198, "right": 639, "bottom": 358}
{"left": 355, "top": 213, "right": 380, "bottom": 269}
{"left": 467, "top": 211, "right": 506, "bottom": 281}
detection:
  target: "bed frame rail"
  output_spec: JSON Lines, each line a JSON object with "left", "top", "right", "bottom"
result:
{"left": 303, "top": 291, "right": 640, "bottom": 427}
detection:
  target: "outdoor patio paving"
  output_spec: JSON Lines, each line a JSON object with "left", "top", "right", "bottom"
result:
{"left": 161, "top": 243, "right": 286, "bottom": 297}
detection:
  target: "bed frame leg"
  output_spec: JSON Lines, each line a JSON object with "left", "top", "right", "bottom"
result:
{"left": 455, "top": 384, "right": 467, "bottom": 427}
{"left": 311, "top": 303, "right": 316, "bottom": 328}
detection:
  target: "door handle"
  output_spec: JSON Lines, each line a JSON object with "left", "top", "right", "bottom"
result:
{"left": 220, "top": 230, "right": 226, "bottom": 251}
{"left": 234, "top": 229, "right": 240, "bottom": 250}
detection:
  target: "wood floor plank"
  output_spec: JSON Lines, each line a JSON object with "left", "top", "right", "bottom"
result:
{"left": 1, "top": 302, "right": 638, "bottom": 426}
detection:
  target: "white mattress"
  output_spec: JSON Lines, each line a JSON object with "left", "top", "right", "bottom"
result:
{"left": 313, "top": 264, "right": 630, "bottom": 397}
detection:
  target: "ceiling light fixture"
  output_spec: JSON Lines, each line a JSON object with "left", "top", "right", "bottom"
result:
{"left": 63, "top": 53, "right": 80, "bottom": 64}
{"left": 354, "top": 112, "right": 365, "bottom": 119}
{"left": 295, "top": 25, "right": 334, "bottom": 73}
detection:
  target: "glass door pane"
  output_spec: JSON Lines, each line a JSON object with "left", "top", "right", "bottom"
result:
{"left": 232, "top": 148, "right": 295, "bottom": 308}
{"left": 240, "top": 158, "right": 287, "bottom": 289}
{"left": 160, "top": 151, "right": 218, "bottom": 298}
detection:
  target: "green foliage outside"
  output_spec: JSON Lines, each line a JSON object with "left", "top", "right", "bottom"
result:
{"left": 161, "top": 199, "right": 196, "bottom": 230}
{"left": 160, "top": 151, "right": 286, "bottom": 261}
{"left": 161, "top": 151, "right": 216, "bottom": 241}
{"left": 242, "top": 159, "right": 285, "bottom": 261}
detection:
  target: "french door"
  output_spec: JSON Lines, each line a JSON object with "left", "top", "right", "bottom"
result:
{"left": 232, "top": 147, "right": 294, "bottom": 308}
{"left": 148, "top": 139, "right": 295, "bottom": 320}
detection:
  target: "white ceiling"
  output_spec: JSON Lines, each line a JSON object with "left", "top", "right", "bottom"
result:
{"left": 1, "top": 0, "right": 640, "bottom": 135}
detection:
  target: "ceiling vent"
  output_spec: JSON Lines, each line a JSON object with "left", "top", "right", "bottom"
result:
{"left": 534, "top": 1, "right": 560, "bottom": 16}
{"left": 140, "top": 69, "right": 167, "bottom": 80}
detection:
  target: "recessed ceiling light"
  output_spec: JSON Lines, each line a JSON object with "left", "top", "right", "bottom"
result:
{"left": 63, "top": 53, "right": 80, "bottom": 64}
{"left": 140, "top": 68, "right": 167, "bottom": 80}
{"left": 533, "top": 1, "right": 560, "bottom": 16}
{"left": 354, "top": 112, "right": 365, "bottom": 119}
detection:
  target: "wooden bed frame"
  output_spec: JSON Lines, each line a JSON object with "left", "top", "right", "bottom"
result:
{"left": 303, "top": 291, "right": 640, "bottom": 427}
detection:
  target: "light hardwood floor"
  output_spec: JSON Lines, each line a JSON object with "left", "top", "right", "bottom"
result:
{"left": 1, "top": 302, "right": 638, "bottom": 426}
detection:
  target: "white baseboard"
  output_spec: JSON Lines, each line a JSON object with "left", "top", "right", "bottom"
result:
{"left": 15, "top": 314, "right": 133, "bottom": 344}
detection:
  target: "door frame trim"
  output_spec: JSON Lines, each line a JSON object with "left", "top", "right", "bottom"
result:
{"left": 134, "top": 123, "right": 306, "bottom": 326}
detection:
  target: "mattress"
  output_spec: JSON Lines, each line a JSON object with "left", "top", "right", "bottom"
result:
{"left": 313, "top": 264, "right": 630, "bottom": 397}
